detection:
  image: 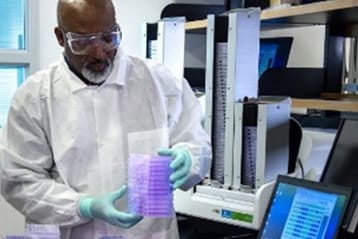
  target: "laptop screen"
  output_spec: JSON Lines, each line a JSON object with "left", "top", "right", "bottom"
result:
{"left": 259, "top": 37, "right": 293, "bottom": 78}
{"left": 257, "top": 175, "right": 351, "bottom": 239}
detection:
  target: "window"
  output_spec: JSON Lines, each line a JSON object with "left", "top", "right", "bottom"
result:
{"left": 0, "top": 0, "right": 38, "bottom": 127}
{"left": 0, "top": 66, "right": 25, "bottom": 124}
{"left": 0, "top": 1, "right": 25, "bottom": 50}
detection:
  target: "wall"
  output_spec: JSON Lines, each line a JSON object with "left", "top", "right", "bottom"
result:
{"left": 261, "top": 25, "right": 326, "bottom": 67}
{"left": 38, "top": 0, "right": 61, "bottom": 69}
{"left": 117, "top": 0, "right": 174, "bottom": 58}
{"left": 0, "top": 135, "right": 25, "bottom": 235}
{"left": 0, "top": 179, "right": 25, "bottom": 236}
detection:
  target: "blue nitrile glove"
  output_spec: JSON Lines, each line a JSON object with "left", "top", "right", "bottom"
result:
{"left": 79, "top": 185, "right": 143, "bottom": 228}
{"left": 157, "top": 148, "right": 192, "bottom": 190}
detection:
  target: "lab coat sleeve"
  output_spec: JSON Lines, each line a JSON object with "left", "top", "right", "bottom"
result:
{"left": 149, "top": 62, "right": 212, "bottom": 191}
{"left": 0, "top": 91, "right": 87, "bottom": 226}
{"left": 170, "top": 79, "right": 212, "bottom": 191}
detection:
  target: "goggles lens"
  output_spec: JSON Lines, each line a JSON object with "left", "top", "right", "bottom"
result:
{"left": 65, "top": 30, "right": 121, "bottom": 55}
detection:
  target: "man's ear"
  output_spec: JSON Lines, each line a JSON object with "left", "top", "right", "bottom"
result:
{"left": 54, "top": 27, "right": 65, "bottom": 47}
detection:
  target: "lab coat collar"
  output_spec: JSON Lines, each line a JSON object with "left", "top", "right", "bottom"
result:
{"left": 104, "top": 47, "right": 127, "bottom": 87}
{"left": 60, "top": 47, "right": 128, "bottom": 93}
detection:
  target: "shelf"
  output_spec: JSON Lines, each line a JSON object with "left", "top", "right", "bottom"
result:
{"left": 261, "top": 0, "right": 358, "bottom": 24}
{"left": 185, "top": 19, "right": 207, "bottom": 31}
{"left": 291, "top": 98, "right": 358, "bottom": 112}
{"left": 321, "top": 92, "right": 358, "bottom": 100}
{"left": 183, "top": 1, "right": 358, "bottom": 113}
{"left": 185, "top": 0, "right": 358, "bottom": 31}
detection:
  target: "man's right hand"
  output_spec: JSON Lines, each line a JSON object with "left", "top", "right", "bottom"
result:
{"left": 79, "top": 185, "right": 143, "bottom": 228}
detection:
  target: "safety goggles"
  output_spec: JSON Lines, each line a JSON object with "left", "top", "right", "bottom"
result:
{"left": 63, "top": 25, "right": 121, "bottom": 55}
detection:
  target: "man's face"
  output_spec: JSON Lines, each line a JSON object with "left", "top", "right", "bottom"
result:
{"left": 55, "top": 4, "right": 118, "bottom": 84}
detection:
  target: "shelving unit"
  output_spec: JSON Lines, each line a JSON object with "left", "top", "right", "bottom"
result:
{"left": 184, "top": 0, "right": 358, "bottom": 113}
{"left": 185, "top": 0, "right": 358, "bottom": 30}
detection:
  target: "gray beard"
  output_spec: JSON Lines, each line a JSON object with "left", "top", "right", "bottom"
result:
{"left": 81, "top": 61, "right": 113, "bottom": 84}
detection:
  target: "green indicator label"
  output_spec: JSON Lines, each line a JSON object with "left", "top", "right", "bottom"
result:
{"left": 222, "top": 209, "right": 253, "bottom": 223}
{"left": 231, "top": 211, "right": 253, "bottom": 223}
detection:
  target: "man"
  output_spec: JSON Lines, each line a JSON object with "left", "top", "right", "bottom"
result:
{"left": 0, "top": 0, "right": 211, "bottom": 238}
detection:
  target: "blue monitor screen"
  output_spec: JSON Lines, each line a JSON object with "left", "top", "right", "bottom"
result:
{"left": 259, "top": 44, "right": 279, "bottom": 77}
{"left": 260, "top": 182, "right": 348, "bottom": 239}
{"left": 259, "top": 37, "right": 293, "bottom": 78}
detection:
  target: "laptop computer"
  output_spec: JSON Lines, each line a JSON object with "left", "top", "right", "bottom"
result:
{"left": 257, "top": 175, "right": 352, "bottom": 239}
{"left": 259, "top": 37, "right": 293, "bottom": 78}
{"left": 320, "top": 118, "right": 358, "bottom": 235}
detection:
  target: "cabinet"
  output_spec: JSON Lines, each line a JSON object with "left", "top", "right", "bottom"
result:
{"left": 185, "top": 0, "right": 358, "bottom": 113}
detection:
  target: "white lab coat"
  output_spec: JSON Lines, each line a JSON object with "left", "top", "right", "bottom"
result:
{"left": 0, "top": 48, "right": 211, "bottom": 239}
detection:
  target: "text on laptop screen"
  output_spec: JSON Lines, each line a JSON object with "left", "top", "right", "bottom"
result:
{"left": 260, "top": 182, "right": 349, "bottom": 239}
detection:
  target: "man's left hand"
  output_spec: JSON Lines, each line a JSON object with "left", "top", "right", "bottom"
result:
{"left": 157, "top": 148, "right": 192, "bottom": 189}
